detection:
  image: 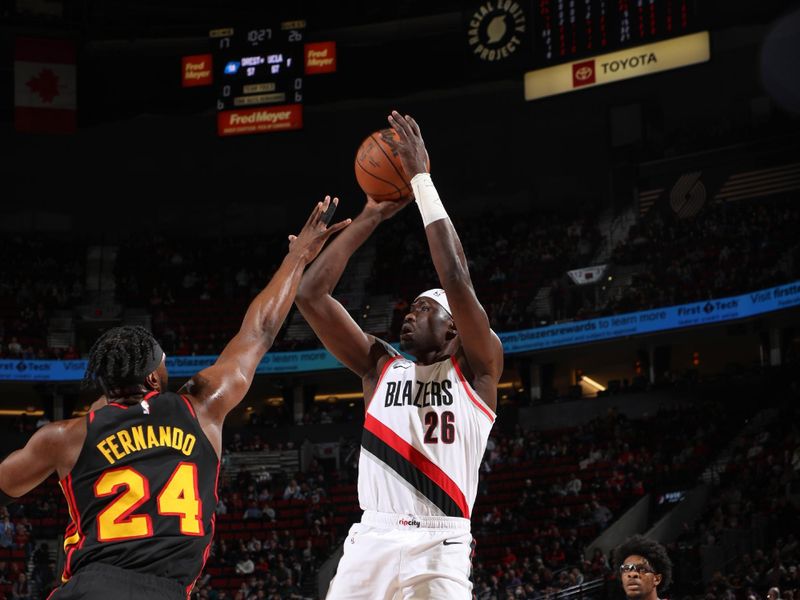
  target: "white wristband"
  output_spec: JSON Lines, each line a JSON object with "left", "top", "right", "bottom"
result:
{"left": 411, "top": 173, "right": 448, "bottom": 227}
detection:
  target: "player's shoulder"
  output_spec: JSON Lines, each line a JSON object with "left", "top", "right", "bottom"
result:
{"left": 33, "top": 416, "right": 94, "bottom": 480}
{"left": 35, "top": 416, "right": 87, "bottom": 450}
{"left": 456, "top": 329, "right": 503, "bottom": 376}
{"left": 56, "top": 415, "right": 87, "bottom": 436}
{"left": 487, "top": 328, "right": 503, "bottom": 352}
{"left": 363, "top": 336, "right": 397, "bottom": 357}
{"left": 47, "top": 415, "right": 85, "bottom": 433}
{"left": 368, "top": 337, "right": 400, "bottom": 367}
{"left": 361, "top": 338, "right": 401, "bottom": 387}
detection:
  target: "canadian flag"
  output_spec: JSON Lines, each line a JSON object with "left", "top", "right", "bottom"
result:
{"left": 15, "top": 37, "right": 77, "bottom": 133}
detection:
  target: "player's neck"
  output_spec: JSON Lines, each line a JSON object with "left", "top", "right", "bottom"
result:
{"left": 413, "top": 342, "right": 456, "bottom": 366}
{"left": 107, "top": 396, "right": 144, "bottom": 406}
{"left": 632, "top": 591, "right": 660, "bottom": 600}
{"left": 106, "top": 385, "right": 153, "bottom": 404}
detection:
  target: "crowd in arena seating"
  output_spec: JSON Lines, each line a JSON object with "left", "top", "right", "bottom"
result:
{"left": 0, "top": 504, "right": 58, "bottom": 599}
{"left": 370, "top": 206, "right": 601, "bottom": 336}
{"left": 114, "top": 233, "right": 291, "bottom": 358}
{"left": 0, "top": 369, "right": 796, "bottom": 599}
{"left": 605, "top": 197, "right": 800, "bottom": 316}
{"left": 0, "top": 236, "right": 84, "bottom": 360}
{"left": 187, "top": 390, "right": 751, "bottom": 600}
{"left": 2, "top": 192, "right": 798, "bottom": 361}
{"left": 670, "top": 401, "right": 800, "bottom": 600}
{"left": 185, "top": 456, "right": 340, "bottom": 600}
{"left": 369, "top": 195, "right": 800, "bottom": 337}
{"left": 533, "top": 196, "right": 800, "bottom": 326}
{"left": 0, "top": 202, "right": 602, "bottom": 358}
{"left": 113, "top": 204, "right": 601, "bottom": 357}
{"left": 466, "top": 397, "right": 750, "bottom": 599}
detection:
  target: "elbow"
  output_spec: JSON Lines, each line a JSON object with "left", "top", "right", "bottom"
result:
{"left": 295, "top": 293, "right": 309, "bottom": 310}
{"left": 261, "top": 332, "right": 277, "bottom": 352}
{"left": 296, "top": 277, "right": 330, "bottom": 309}
{"left": 296, "top": 279, "right": 314, "bottom": 307}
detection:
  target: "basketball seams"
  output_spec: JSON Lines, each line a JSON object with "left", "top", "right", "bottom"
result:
{"left": 354, "top": 133, "right": 413, "bottom": 202}
{"left": 355, "top": 158, "right": 405, "bottom": 200}
{"left": 366, "top": 134, "right": 406, "bottom": 199}
{"left": 371, "top": 133, "right": 414, "bottom": 200}
{"left": 372, "top": 132, "right": 409, "bottom": 184}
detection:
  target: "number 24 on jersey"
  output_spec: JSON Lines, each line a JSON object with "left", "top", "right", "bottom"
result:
{"left": 94, "top": 462, "right": 203, "bottom": 542}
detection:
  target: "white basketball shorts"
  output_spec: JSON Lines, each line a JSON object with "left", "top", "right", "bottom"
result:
{"left": 326, "top": 510, "right": 474, "bottom": 600}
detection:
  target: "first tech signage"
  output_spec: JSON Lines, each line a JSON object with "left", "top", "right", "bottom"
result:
{"left": 524, "top": 31, "right": 710, "bottom": 100}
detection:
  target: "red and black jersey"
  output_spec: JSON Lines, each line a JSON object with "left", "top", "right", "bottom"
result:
{"left": 58, "top": 391, "right": 219, "bottom": 595}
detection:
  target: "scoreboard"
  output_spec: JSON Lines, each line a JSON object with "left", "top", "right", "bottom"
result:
{"left": 211, "top": 21, "right": 306, "bottom": 136}
{"left": 532, "top": 0, "right": 704, "bottom": 68}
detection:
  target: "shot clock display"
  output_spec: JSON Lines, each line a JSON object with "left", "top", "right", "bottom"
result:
{"left": 532, "top": 0, "right": 703, "bottom": 68}
{"left": 211, "top": 21, "right": 306, "bottom": 136}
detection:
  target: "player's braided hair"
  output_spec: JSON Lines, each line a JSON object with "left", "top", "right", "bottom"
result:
{"left": 82, "top": 326, "right": 162, "bottom": 396}
{"left": 612, "top": 535, "right": 673, "bottom": 591}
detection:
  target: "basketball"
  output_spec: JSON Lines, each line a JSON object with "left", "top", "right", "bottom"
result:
{"left": 354, "top": 128, "right": 429, "bottom": 202}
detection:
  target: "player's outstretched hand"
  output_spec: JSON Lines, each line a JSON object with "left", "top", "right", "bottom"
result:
{"left": 288, "top": 196, "right": 351, "bottom": 263}
{"left": 363, "top": 194, "right": 413, "bottom": 221}
{"left": 388, "top": 110, "right": 430, "bottom": 182}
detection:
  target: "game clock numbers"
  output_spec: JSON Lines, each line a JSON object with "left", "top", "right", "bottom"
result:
{"left": 211, "top": 21, "right": 306, "bottom": 136}
{"left": 532, "top": 0, "right": 703, "bottom": 68}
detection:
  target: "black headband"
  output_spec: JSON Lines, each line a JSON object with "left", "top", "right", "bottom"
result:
{"left": 141, "top": 341, "right": 165, "bottom": 376}
{"left": 90, "top": 339, "right": 164, "bottom": 393}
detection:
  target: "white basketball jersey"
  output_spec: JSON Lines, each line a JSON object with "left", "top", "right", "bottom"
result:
{"left": 358, "top": 355, "right": 496, "bottom": 520}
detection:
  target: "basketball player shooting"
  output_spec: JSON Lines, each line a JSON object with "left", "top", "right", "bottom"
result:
{"left": 0, "top": 198, "right": 348, "bottom": 600}
{"left": 296, "top": 112, "right": 503, "bottom": 599}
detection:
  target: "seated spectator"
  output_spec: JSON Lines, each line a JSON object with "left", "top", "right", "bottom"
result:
{"left": 0, "top": 515, "right": 14, "bottom": 548}
{"left": 501, "top": 546, "right": 517, "bottom": 566}
{"left": 216, "top": 498, "right": 228, "bottom": 515}
{"left": 11, "top": 572, "right": 32, "bottom": 600}
{"left": 6, "top": 337, "right": 22, "bottom": 357}
{"left": 591, "top": 500, "right": 613, "bottom": 528}
{"left": 545, "top": 541, "right": 566, "bottom": 568}
{"left": 262, "top": 503, "right": 276, "bottom": 522}
{"left": 565, "top": 473, "right": 582, "bottom": 495}
{"left": 588, "top": 547, "right": 610, "bottom": 576}
{"left": 33, "top": 552, "right": 56, "bottom": 595}
{"left": 283, "top": 479, "right": 302, "bottom": 500}
{"left": 235, "top": 553, "right": 255, "bottom": 575}
{"left": 242, "top": 502, "right": 262, "bottom": 520}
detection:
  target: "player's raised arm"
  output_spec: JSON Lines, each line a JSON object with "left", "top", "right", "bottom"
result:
{"left": 181, "top": 197, "right": 350, "bottom": 422}
{"left": 295, "top": 195, "right": 411, "bottom": 380}
{"left": 388, "top": 111, "right": 503, "bottom": 407}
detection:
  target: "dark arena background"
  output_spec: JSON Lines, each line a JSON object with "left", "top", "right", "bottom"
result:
{"left": 2, "top": 1, "right": 800, "bottom": 599}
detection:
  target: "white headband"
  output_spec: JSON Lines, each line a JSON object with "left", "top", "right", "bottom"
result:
{"left": 415, "top": 288, "right": 452, "bottom": 317}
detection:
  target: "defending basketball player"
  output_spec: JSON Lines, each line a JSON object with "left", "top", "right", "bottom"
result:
{"left": 296, "top": 112, "right": 503, "bottom": 599}
{"left": 0, "top": 198, "right": 348, "bottom": 600}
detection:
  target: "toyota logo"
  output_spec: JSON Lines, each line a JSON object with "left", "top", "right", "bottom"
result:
{"left": 575, "top": 66, "right": 593, "bottom": 81}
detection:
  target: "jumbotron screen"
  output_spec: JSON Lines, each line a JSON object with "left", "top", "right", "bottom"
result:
{"left": 210, "top": 21, "right": 306, "bottom": 135}
{"left": 532, "top": 0, "right": 704, "bottom": 67}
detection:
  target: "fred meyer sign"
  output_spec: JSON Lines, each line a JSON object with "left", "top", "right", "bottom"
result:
{"left": 217, "top": 104, "right": 303, "bottom": 136}
{"left": 525, "top": 31, "right": 710, "bottom": 100}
